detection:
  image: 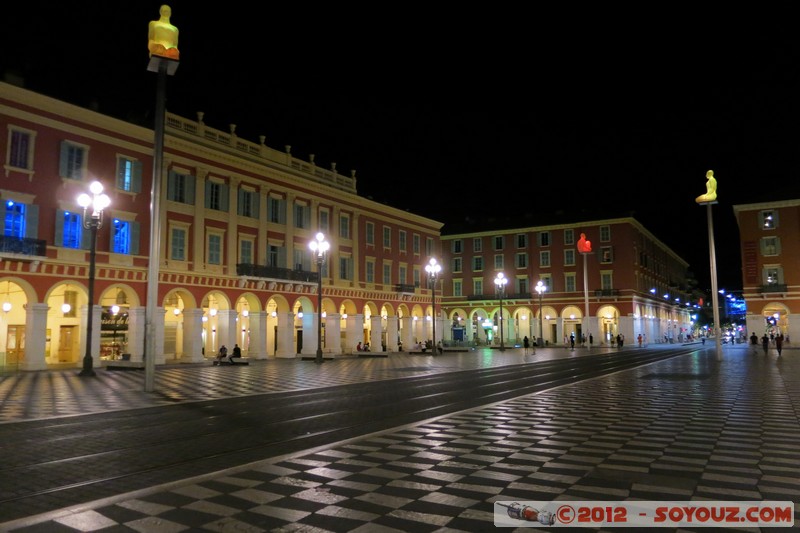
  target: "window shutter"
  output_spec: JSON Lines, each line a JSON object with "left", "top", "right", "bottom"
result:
{"left": 277, "top": 246, "right": 287, "bottom": 268}
{"left": 251, "top": 192, "right": 260, "bottom": 219}
{"left": 59, "top": 141, "right": 69, "bottom": 178}
{"left": 186, "top": 175, "right": 195, "bottom": 204}
{"left": 167, "top": 171, "right": 176, "bottom": 200}
{"left": 130, "top": 221, "right": 140, "bottom": 255}
{"left": 220, "top": 183, "right": 229, "bottom": 212}
{"left": 204, "top": 180, "right": 212, "bottom": 208}
{"left": 237, "top": 188, "right": 245, "bottom": 216}
{"left": 55, "top": 208, "right": 65, "bottom": 246}
{"left": 25, "top": 204, "right": 39, "bottom": 239}
{"left": 132, "top": 161, "right": 143, "bottom": 193}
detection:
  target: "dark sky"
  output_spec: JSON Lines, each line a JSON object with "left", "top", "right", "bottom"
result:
{"left": 4, "top": 3, "right": 800, "bottom": 292}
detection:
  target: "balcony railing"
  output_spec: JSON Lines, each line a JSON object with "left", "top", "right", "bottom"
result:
{"left": 395, "top": 283, "right": 416, "bottom": 293}
{"left": 595, "top": 289, "right": 620, "bottom": 297}
{"left": 760, "top": 284, "right": 787, "bottom": 293}
{"left": 236, "top": 263, "right": 318, "bottom": 283}
{"left": 0, "top": 235, "right": 47, "bottom": 257}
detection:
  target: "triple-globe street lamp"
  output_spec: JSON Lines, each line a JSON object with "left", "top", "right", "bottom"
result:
{"left": 77, "top": 181, "right": 111, "bottom": 377}
{"left": 425, "top": 258, "right": 442, "bottom": 355}
{"left": 535, "top": 280, "right": 547, "bottom": 347}
{"left": 309, "top": 232, "right": 330, "bottom": 364}
{"left": 494, "top": 272, "right": 507, "bottom": 351}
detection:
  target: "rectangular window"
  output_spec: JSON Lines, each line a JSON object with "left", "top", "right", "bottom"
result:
{"left": 383, "top": 263, "right": 391, "bottom": 285}
{"left": 494, "top": 255, "right": 504, "bottom": 269}
{"left": 340, "top": 214, "right": 350, "bottom": 239}
{"left": 473, "top": 238, "right": 482, "bottom": 252}
{"left": 518, "top": 277, "right": 529, "bottom": 294}
{"left": 564, "top": 249, "right": 575, "bottom": 266}
{"left": 293, "top": 248, "right": 306, "bottom": 271}
{"left": 208, "top": 234, "right": 222, "bottom": 265}
{"left": 238, "top": 189, "right": 258, "bottom": 218}
{"left": 339, "top": 256, "right": 352, "bottom": 280}
{"left": 59, "top": 141, "right": 86, "bottom": 180}
{"left": 116, "top": 156, "right": 142, "bottom": 193}
{"left": 760, "top": 210, "right": 779, "bottom": 229}
{"left": 399, "top": 230, "right": 407, "bottom": 252}
{"left": 516, "top": 252, "right": 527, "bottom": 268}
{"left": 452, "top": 257, "right": 462, "bottom": 273}
{"left": 473, "top": 256, "right": 483, "bottom": 271}
{"left": 4, "top": 201, "right": 25, "bottom": 238}
{"left": 765, "top": 267, "right": 783, "bottom": 285}
{"left": 565, "top": 273, "right": 576, "bottom": 292}
{"left": 564, "top": 229, "right": 575, "bottom": 246}
{"left": 452, "top": 239, "right": 462, "bottom": 253}
{"left": 538, "top": 232, "right": 550, "bottom": 246}
{"left": 413, "top": 267, "right": 420, "bottom": 287}
{"left": 383, "top": 226, "right": 392, "bottom": 248}
{"left": 112, "top": 219, "right": 140, "bottom": 255}
{"left": 240, "top": 239, "right": 253, "bottom": 265}
{"left": 474, "top": 279, "right": 483, "bottom": 296}
{"left": 600, "top": 246, "right": 613, "bottom": 263}
{"left": 398, "top": 265, "right": 407, "bottom": 285}
{"left": 170, "top": 227, "right": 186, "bottom": 261}
{"left": 319, "top": 210, "right": 329, "bottom": 232}
{"left": 366, "top": 261, "right": 375, "bottom": 283}
{"left": 62, "top": 210, "right": 81, "bottom": 248}
{"left": 761, "top": 236, "right": 780, "bottom": 256}
{"left": 268, "top": 197, "right": 285, "bottom": 224}
{"left": 516, "top": 234, "right": 527, "bottom": 248}
{"left": 601, "top": 272, "right": 613, "bottom": 290}
{"left": 453, "top": 280, "right": 462, "bottom": 297}
{"left": 365, "top": 222, "right": 375, "bottom": 245}
{"left": 294, "top": 203, "right": 309, "bottom": 229}
{"left": 600, "top": 225, "right": 611, "bottom": 242}
{"left": 494, "top": 236, "right": 504, "bottom": 250}
{"left": 426, "top": 237, "right": 433, "bottom": 257}
{"left": 206, "top": 181, "right": 229, "bottom": 212}
{"left": 167, "top": 171, "right": 195, "bottom": 204}
{"left": 8, "top": 129, "right": 32, "bottom": 170}
{"left": 413, "top": 234, "right": 420, "bottom": 254}
{"left": 267, "top": 245, "right": 280, "bottom": 267}
{"left": 540, "top": 250, "right": 551, "bottom": 267}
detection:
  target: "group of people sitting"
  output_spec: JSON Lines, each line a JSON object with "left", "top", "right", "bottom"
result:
{"left": 356, "top": 341, "right": 371, "bottom": 352}
{"left": 214, "top": 343, "right": 242, "bottom": 364}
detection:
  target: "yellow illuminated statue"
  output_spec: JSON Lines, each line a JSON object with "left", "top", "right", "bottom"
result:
{"left": 148, "top": 5, "right": 179, "bottom": 60}
{"left": 695, "top": 170, "right": 717, "bottom": 203}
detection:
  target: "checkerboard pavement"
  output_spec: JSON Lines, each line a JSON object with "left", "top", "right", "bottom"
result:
{"left": 5, "top": 345, "right": 799, "bottom": 532}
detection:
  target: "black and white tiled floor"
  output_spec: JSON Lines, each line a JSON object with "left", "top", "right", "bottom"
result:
{"left": 6, "top": 347, "right": 799, "bottom": 532}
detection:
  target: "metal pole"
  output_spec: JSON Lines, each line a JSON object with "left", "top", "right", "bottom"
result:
{"left": 707, "top": 203, "right": 722, "bottom": 361}
{"left": 498, "top": 289, "right": 505, "bottom": 351}
{"left": 79, "top": 220, "right": 98, "bottom": 377}
{"left": 145, "top": 59, "right": 168, "bottom": 392}
{"left": 431, "top": 277, "right": 437, "bottom": 355}
{"left": 583, "top": 253, "right": 590, "bottom": 347}
{"left": 315, "top": 258, "right": 323, "bottom": 364}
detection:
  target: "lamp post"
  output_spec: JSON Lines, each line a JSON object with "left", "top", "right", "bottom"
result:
{"left": 535, "top": 280, "right": 547, "bottom": 347}
{"left": 425, "top": 258, "right": 442, "bottom": 355}
{"left": 309, "top": 232, "right": 330, "bottom": 364}
{"left": 77, "top": 180, "right": 110, "bottom": 377}
{"left": 494, "top": 272, "right": 507, "bottom": 351}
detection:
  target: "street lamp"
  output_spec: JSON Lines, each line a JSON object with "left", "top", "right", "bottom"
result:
{"left": 309, "top": 232, "right": 330, "bottom": 364}
{"left": 425, "top": 258, "right": 442, "bottom": 355}
{"left": 77, "top": 180, "right": 110, "bottom": 377}
{"left": 535, "top": 280, "right": 547, "bottom": 347}
{"left": 494, "top": 272, "right": 507, "bottom": 351}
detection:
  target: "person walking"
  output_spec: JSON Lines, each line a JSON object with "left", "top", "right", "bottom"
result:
{"left": 775, "top": 333, "right": 784, "bottom": 357}
{"left": 750, "top": 332, "right": 759, "bottom": 355}
{"left": 761, "top": 334, "right": 770, "bottom": 356}
{"left": 523, "top": 336, "right": 530, "bottom": 355}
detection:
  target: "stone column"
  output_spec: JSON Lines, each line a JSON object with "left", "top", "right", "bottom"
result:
{"left": 370, "top": 315, "right": 382, "bottom": 351}
{"left": 386, "top": 316, "right": 399, "bottom": 352}
{"left": 275, "top": 312, "right": 296, "bottom": 358}
{"left": 127, "top": 306, "right": 145, "bottom": 362}
{"left": 325, "top": 313, "right": 341, "bottom": 355}
{"left": 400, "top": 316, "right": 414, "bottom": 350}
{"left": 303, "top": 312, "right": 318, "bottom": 355}
{"left": 345, "top": 314, "right": 363, "bottom": 353}
{"left": 217, "top": 309, "right": 237, "bottom": 352}
{"left": 22, "top": 303, "right": 48, "bottom": 370}
{"left": 248, "top": 311, "right": 268, "bottom": 359}
{"left": 181, "top": 308, "right": 204, "bottom": 362}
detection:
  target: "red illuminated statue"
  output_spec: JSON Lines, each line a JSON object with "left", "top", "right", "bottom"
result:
{"left": 577, "top": 233, "right": 592, "bottom": 253}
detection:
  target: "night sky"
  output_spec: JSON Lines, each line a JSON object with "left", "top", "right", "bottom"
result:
{"left": 4, "top": 3, "right": 800, "bottom": 291}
